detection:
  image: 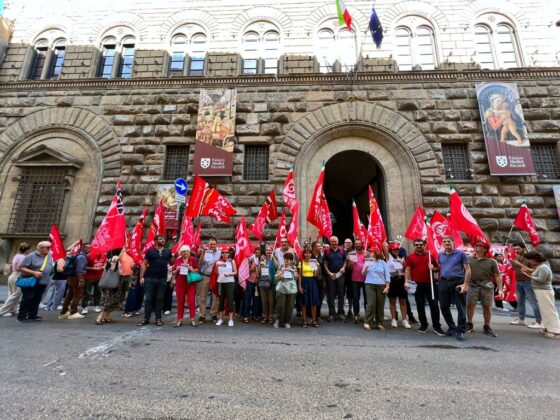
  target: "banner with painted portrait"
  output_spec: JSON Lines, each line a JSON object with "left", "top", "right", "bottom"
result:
{"left": 476, "top": 82, "right": 536, "bottom": 176}
{"left": 156, "top": 185, "right": 180, "bottom": 230}
{"left": 193, "top": 88, "right": 237, "bottom": 176}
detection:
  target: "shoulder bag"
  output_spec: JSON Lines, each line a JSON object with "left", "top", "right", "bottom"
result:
{"left": 99, "top": 258, "right": 120, "bottom": 289}
{"left": 16, "top": 255, "right": 48, "bottom": 288}
{"left": 187, "top": 271, "right": 203, "bottom": 284}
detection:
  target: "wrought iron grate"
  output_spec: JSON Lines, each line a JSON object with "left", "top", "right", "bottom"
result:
{"left": 8, "top": 167, "right": 66, "bottom": 234}
{"left": 442, "top": 143, "right": 472, "bottom": 180}
{"left": 244, "top": 145, "right": 269, "bottom": 181}
{"left": 163, "top": 145, "right": 190, "bottom": 180}
{"left": 532, "top": 143, "right": 560, "bottom": 180}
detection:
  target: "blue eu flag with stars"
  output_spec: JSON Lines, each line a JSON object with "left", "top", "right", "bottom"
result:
{"left": 369, "top": 7, "right": 383, "bottom": 48}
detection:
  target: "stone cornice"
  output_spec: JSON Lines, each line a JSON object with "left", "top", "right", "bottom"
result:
{"left": 1, "top": 68, "right": 560, "bottom": 91}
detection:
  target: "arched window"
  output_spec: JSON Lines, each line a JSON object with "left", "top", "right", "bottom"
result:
{"left": 168, "top": 25, "right": 208, "bottom": 77}
{"left": 241, "top": 22, "right": 281, "bottom": 75}
{"left": 315, "top": 20, "right": 358, "bottom": 73}
{"left": 474, "top": 14, "right": 521, "bottom": 69}
{"left": 27, "top": 31, "right": 68, "bottom": 80}
{"left": 339, "top": 29, "right": 356, "bottom": 72}
{"left": 317, "top": 28, "right": 335, "bottom": 73}
{"left": 97, "top": 26, "right": 136, "bottom": 78}
{"left": 393, "top": 16, "right": 437, "bottom": 71}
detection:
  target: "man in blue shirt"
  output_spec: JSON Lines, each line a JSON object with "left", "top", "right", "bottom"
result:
{"left": 436, "top": 236, "right": 471, "bottom": 341}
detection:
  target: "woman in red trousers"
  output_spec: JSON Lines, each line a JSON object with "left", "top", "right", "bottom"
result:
{"left": 172, "top": 245, "right": 200, "bottom": 327}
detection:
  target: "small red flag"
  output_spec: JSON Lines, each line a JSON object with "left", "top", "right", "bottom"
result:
{"left": 142, "top": 200, "right": 166, "bottom": 254}
{"left": 188, "top": 176, "right": 237, "bottom": 223}
{"left": 287, "top": 202, "right": 300, "bottom": 247}
{"left": 307, "top": 166, "right": 332, "bottom": 238}
{"left": 352, "top": 200, "right": 367, "bottom": 243}
{"left": 404, "top": 205, "right": 427, "bottom": 241}
{"left": 172, "top": 209, "right": 196, "bottom": 255}
{"left": 431, "top": 210, "right": 463, "bottom": 248}
{"left": 426, "top": 221, "right": 443, "bottom": 261}
{"left": 367, "top": 186, "right": 386, "bottom": 245}
{"left": 249, "top": 190, "right": 278, "bottom": 240}
{"left": 193, "top": 222, "right": 202, "bottom": 248}
{"left": 235, "top": 216, "right": 252, "bottom": 290}
{"left": 128, "top": 207, "right": 148, "bottom": 265}
{"left": 513, "top": 202, "right": 540, "bottom": 248}
{"left": 90, "top": 180, "right": 126, "bottom": 254}
{"left": 448, "top": 187, "right": 489, "bottom": 247}
{"left": 283, "top": 169, "right": 298, "bottom": 214}
{"left": 49, "top": 224, "right": 66, "bottom": 261}
{"left": 276, "top": 208, "right": 288, "bottom": 246}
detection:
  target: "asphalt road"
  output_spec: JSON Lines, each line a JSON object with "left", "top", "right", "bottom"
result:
{"left": 0, "top": 287, "right": 559, "bottom": 419}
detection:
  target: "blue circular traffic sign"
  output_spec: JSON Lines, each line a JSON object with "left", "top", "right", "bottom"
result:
{"left": 174, "top": 178, "right": 188, "bottom": 195}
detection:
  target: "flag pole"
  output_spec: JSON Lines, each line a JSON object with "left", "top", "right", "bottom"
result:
{"left": 504, "top": 224, "right": 515, "bottom": 245}
{"left": 428, "top": 250, "right": 435, "bottom": 300}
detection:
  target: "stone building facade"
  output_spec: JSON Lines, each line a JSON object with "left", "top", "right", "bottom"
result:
{"left": 0, "top": 1, "right": 559, "bottom": 282}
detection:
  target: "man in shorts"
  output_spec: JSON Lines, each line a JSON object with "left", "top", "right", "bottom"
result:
{"left": 466, "top": 241, "right": 503, "bottom": 337}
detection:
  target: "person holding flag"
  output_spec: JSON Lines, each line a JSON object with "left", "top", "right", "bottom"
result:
{"left": 434, "top": 236, "right": 471, "bottom": 341}
{"left": 405, "top": 239, "right": 445, "bottom": 336}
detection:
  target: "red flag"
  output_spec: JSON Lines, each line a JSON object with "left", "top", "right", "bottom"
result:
{"left": 249, "top": 190, "right": 278, "bottom": 240}
{"left": 90, "top": 180, "right": 126, "bottom": 254}
{"left": 283, "top": 169, "right": 298, "bottom": 214}
{"left": 352, "top": 200, "right": 367, "bottom": 243}
{"left": 404, "top": 205, "right": 427, "bottom": 241}
{"left": 293, "top": 237, "right": 303, "bottom": 260}
{"left": 127, "top": 207, "right": 147, "bottom": 265}
{"left": 71, "top": 240, "right": 83, "bottom": 255}
{"left": 307, "top": 166, "right": 332, "bottom": 238}
{"left": 142, "top": 200, "right": 166, "bottom": 254}
{"left": 448, "top": 187, "right": 490, "bottom": 247}
{"left": 172, "top": 210, "right": 195, "bottom": 255}
{"left": 186, "top": 176, "right": 211, "bottom": 218}
{"left": 287, "top": 202, "right": 300, "bottom": 246}
{"left": 367, "top": 186, "right": 386, "bottom": 245}
{"left": 431, "top": 210, "right": 463, "bottom": 248}
{"left": 426, "top": 221, "right": 443, "bottom": 261}
{"left": 193, "top": 222, "right": 202, "bottom": 248}
{"left": 275, "top": 208, "right": 288, "bottom": 246}
{"left": 201, "top": 188, "right": 237, "bottom": 223}
{"left": 513, "top": 202, "right": 540, "bottom": 248}
{"left": 49, "top": 224, "right": 66, "bottom": 261}
{"left": 235, "top": 216, "right": 252, "bottom": 290}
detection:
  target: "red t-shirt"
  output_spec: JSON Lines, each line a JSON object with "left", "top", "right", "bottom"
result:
{"left": 405, "top": 252, "right": 437, "bottom": 284}
{"left": 85, "top": 252, "right": 106, "bottom": 281}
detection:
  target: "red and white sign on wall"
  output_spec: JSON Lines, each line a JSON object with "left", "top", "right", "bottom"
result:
{"left": 476, "top": 82, "right": 536, "bottom": 176}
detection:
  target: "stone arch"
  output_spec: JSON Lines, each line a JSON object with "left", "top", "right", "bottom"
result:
{"left": 305, "top": 3, "right": 369, "bottom": 34}
{"left": 0, "top": 107, "right": 121, "bottom": 242}
{"left": 459, "top": 0, "right": 530, "bottom": 29}
{"left": 22, "top": 16, "right": 74, "bottom": 44}
{"left": 160, "top": 9, "right": 221, "bottom": 42}
{"left": 92, "top": 12, "right": 149, "bottom": 44}
{"left": 382, "top": 1, "right": 449, "bottom": 31}
{"left": 275, "top": 102, "right": 435, "bottom": 239}
{"left": 231, "top": 6, "right": 292, "bottom": 37}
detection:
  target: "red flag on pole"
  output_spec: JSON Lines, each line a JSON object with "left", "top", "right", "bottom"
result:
{"left": 90, "top": 180, "right": 126, "bottom": 254}
{"left": 431, "top": 210, "right": 463, "bottom": 248}
{"left": 283, "top": 169, "right": 298, "bottom": 214}
{"left": 193, "top": 222, "right": 202, "bottom": 248}
{"left": 49, "top": 224, "right": 66, "bottom": 261}
{"left": 448, "top": 187, "right": 490, "bottom": 247}
{"left": 235, "top": 216, "right": 252, "bottom": 290}
{"left": 186, "top": 176, "right": 210, "bottom": 218}
{"left": 172, "top": 210, "right": 195, "bottom": 254}
{"left": 275, "top": 208, "right": 288, "bottom": 246}
{"left": 249, "top": 190, "right": 278, "bottom": 240}
{"left": 307, "top": 166, "right": 332, "bottom": 238}
{"left": 186, "top": 176, "right": 236, "bottom": 223}
{"left": 352, "top": 200, "right": 367, "bottom": 243}
{"left": 287, "top": 202, "right": 300, "bottom": 246}
{"left": 127, "top": 207, "right": 148, "bottom": 265}
{"left": 142, "top": 200, "right": 166, "bottom": 254}
{"left": 404, "top": 205, "right": 427, "bottom": 241}
{"left": 426, "top": 221, "right": 443, "bottom": 261}
{"left": 367, "top": 186, "right": 386, "bottom": 245}
{"left": 513, "top": 202, "right": 540, "bottom": 248}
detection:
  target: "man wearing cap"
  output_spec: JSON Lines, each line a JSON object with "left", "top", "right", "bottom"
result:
{"left": 466, "top": 242, "right": 503, "bottom": 337}
{"left": 436, "top": 235, "right": 471, "bottom": 341}
{"left": 197, "top": 238, "right": 221, "bottom": 322}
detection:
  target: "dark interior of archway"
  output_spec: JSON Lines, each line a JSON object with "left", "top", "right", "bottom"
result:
{"left": 323, "top": 150, "right": 387, "bottom": 243}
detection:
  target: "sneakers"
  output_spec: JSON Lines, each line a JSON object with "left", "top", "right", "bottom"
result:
{"left": 81, "top": 308, "right": 88, "bottom": 315}
{"left": 391, "top": 319, "right": 398, "bottom": 328}
{"left": 198, "top": 316, "right": 206, "bottom": 324}
{"left": 434, "top": 327, "right": 446, "bottom": 337}
{"left": 418, "top": 325, "right": 428, "bottom": 333}
{"left": 68, "top": 313, "right": 85, "bottom": 320}
{"left": 56, "top": 305, "right": 63, "bottom": 310}
{"left": 2, "top": 313, "right": 14, "bottom": 317}
{"left": 285, "top": 323, "right": 291, "bottom": 329}
{"left": 510, "top": 319, "right": 526, "bottom": 326}
{"left": 273, "top": 320, "right": 279, "bottom": 329}
{"left": 483, "top": 325, "right": 497, "bottom": 337}
{"left": 215, "top": 319, "right": 224, "bottom": 326}
{"left": 402, "top": 320, "right": 411, "bottom": 329}
{"left": 466, "top": 322, "right": 475, "bottom": 333}
{"left": 228, "top": 320, "right": 234, "bottom": 327}
{"left": 94, "top": 306, "right": 101, "bottom": 313}
{"left": 527, "top": 322, "right": 545, "bottom": 329}
{"left": 164, "top": 310, "right": 171, "bottom": 315}
{"left": 58, "top": 313, "right": 69, "bottom": 319}
{"left": 456, "top": 331, "right": 465, "bottom": 341}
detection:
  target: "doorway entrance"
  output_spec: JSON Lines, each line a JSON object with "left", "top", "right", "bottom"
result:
{"left": 324, "top": 150, "right": 386, "bottom": 241}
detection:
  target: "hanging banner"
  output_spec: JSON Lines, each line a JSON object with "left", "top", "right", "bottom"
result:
{"left": 156, "top": 185, "right": 180, "bottom": 230}
{"left": 476, "top": 82, "right": 536, "bottom": 176}
{"left": 554, "top": 185, "right": 560, "bottom": 221}
{"left": 193, "top": 88, "right": 237, "bottom": 176}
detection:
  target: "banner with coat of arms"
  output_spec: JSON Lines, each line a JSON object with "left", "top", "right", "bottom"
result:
{"left": 193, "top": 88, "right": 237, "bottom": 176}
{"left": 476, "top": 82, "right": 536, "bottom": 176}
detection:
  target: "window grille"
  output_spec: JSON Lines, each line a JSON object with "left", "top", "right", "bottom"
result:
{"left": 163, "top": 145, "right": 190, "bottom": 180}
{"left": 243, "top": 146, "right": 269, "bottom": 181}
{"left": 532, "top": 143, "right": 560, "bottom": 180}
{"left": 442, "top": 144, "right": 472, "bottom": 180}
{"left": 8, "top": 167, "right": 66, "bottom": 234}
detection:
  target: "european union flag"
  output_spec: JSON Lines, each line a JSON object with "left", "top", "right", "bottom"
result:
{"left": 369, "top": 7, "right": 383, "bottom": 48}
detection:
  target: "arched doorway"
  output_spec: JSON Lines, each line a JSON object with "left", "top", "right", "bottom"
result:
{"left": 324, "top": 150, "right": 386, "bottom": 241}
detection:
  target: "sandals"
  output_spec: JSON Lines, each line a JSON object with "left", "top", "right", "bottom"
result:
{"left": 243, "top": 317, "right": 249, "bottom": 323}
{"left": 302, "top": 321, "right": 308, "bottom": 328}
{"left": 95, "top": 318, "right": 104, "bottom": 325}
{"left": 175, "top": 321, "right": 182, "bottom": 328}
{"left": 191, "top": 320, "right": 197, "bottom": 327}
{"left": 156, "top": 319, "right": 164, "bottom": 326}
{"left": 312, "top": 321, "right": 319, "bottom": 328}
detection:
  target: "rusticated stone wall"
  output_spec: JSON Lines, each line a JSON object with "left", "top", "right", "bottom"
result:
{"left": 0, "top": 69, "right": 559, "bottom": 283}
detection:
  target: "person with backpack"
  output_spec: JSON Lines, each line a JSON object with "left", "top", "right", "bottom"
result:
{"left": 58, "top": 244, "right": 88, "bottom": 320}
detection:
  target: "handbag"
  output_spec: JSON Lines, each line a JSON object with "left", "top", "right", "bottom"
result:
{"left": 258, "top": 276, "right": 272, "bottom": 289}
{"left": 99, "top": 260, "right": 121, "bottom": 289}
{"left": 16, "top": 255, "right": 48, "bottom": 288}
{"left": 187, "top": 271, "right": 203, "bottom": 284}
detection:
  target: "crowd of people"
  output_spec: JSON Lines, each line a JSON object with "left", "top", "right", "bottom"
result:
{"left": 1, "top": 234, "right": 559, "bottom": 341}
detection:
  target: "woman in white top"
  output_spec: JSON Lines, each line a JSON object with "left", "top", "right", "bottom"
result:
{"left": 0, "top": 242, "right": 31, "bottom": 317}
{"left": 215, "top": 247, "right": 237, "bottom": 327}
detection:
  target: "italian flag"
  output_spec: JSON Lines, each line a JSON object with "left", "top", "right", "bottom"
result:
{"left": 336, "top": 0, "right": 352, "bottom": 31}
